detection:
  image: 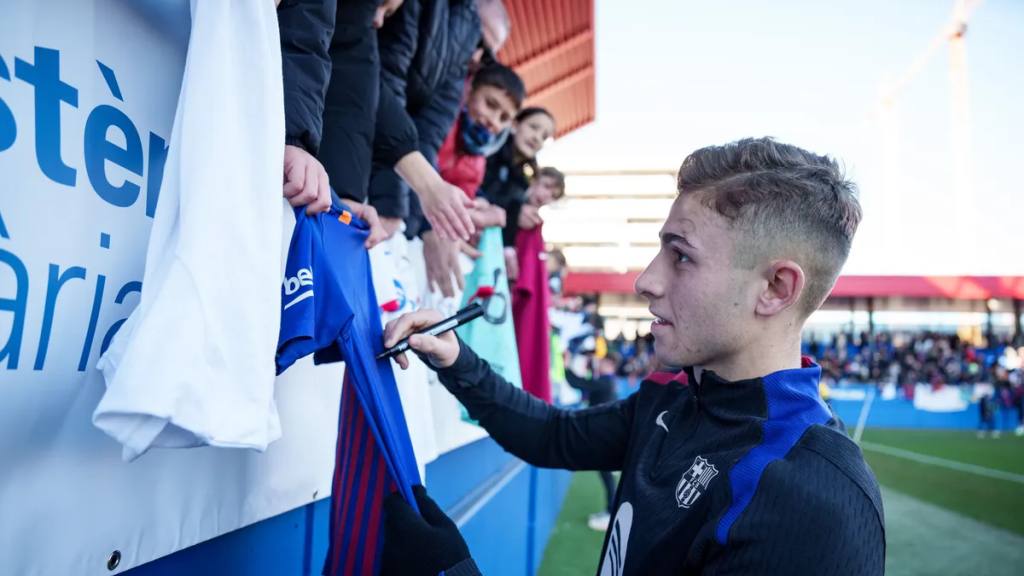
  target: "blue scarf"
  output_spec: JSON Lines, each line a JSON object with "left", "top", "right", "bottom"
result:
{"left": 460, "top": 107, "right": 497, "bottom": 155}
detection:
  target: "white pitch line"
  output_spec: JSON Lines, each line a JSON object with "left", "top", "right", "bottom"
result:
{"left": 861, "top": 441, "right": 1024, "bottom": 485}
{"left": 852, "top": 388, "right": 875, "bottom": 444}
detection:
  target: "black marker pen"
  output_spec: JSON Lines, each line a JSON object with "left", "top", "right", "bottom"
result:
{"left": 376, "top": 302, "right": 485, "bottom": 361}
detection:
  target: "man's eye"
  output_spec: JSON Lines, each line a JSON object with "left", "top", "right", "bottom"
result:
{"left": 675, "top": 250, "right": 691, "bottom": 263}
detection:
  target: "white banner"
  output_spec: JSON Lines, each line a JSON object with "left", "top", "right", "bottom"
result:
{"left": 1, "top": 2, "right": 343, "bottom": 574}
{"left": 404, "top": 238, "right": 489, "bottom": 457}
{"left": 913, "top": 384, "right": 969, "bottom": 413}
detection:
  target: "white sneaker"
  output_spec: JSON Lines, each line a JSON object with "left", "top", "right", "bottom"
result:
{"left": 1015, "top": 426, "right": 1024, "bottom": 437}
{"left": 588, "top": 511, "right": 611, "bottom": 532}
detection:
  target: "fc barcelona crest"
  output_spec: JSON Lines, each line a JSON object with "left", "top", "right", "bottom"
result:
{"left": 675, "top": 456, "right": 718, "bottom": 509}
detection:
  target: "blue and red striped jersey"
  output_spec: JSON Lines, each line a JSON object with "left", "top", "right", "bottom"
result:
{"left": 277, "top": 206, "right": 422, "bottom": 575}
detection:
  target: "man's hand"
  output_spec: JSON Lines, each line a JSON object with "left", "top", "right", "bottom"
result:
{"left": 394, "top": 151, "right": 475, "bottom": 241}
{"left": 422, "top": 179, "right": 476, "bottom": 241}
{"left": 419, "top": 179, "right": 475, "bottom": 241}
{"left": 338, "top": 200, "right": 387, "bottom": 248}
{"left": 381, "top": 485, "right": 477, "bottom": 576}
{"left": 518, "top": 204, "right": 543, "bottom": 230}
{"left": 469, "top": 197, "right": 507, "bottom": 229}
{"left": 383, "top": 309, "right": 461, "bottom": 370}
{"left": 422, "top": 230, "right": 463, "bottom": 298}
{"left": 283, "top": 145, "right": 332, "bottom": 215}
{"left": 504, "top": 247, "right": 519, "bottom": 282}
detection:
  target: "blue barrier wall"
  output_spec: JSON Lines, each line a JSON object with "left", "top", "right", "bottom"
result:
{"left": 127, "top": 437, "right": 572, "bottom": 576}
{"left": 831, "top": 398, "right": 1020, "bottom": 430}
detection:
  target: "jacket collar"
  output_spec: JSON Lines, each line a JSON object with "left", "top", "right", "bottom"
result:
{"left": 681, "top": 356, "right": 824, "bottom": 419}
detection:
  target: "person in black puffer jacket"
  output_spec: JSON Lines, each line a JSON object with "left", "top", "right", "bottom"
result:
{"left": 373, "top": 0, "right": 512, "bottom": 299}
{"left": 372, "top": 0, "right": 490, "bottom": 231}
{"left": 278, "top": 0, "right": 390, "bottom": 243}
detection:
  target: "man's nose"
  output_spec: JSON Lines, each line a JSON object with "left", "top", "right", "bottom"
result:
{"left": 634, "top": 261, "right": 661, "bottom": 299}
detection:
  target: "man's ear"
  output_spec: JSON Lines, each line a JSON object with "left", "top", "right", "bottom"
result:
{"left": 755, "top": 260, "right": 804, "bottom": 317}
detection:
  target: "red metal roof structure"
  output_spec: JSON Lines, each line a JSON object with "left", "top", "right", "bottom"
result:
{"left": 564, "top": 272, "right": 1024, "bottom": 300}
{"left": 499, "top": 0, "right": 595, "bottom": 137}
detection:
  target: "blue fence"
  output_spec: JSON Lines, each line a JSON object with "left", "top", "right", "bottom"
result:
{"left": 832, "top": 397, "right": 1022, "bottom": 430}
{"left": 621, "top": 377, "right": 1020, "bottom": 431}
{"left": 128, "top": 437, "right": 572, "bottom": 576}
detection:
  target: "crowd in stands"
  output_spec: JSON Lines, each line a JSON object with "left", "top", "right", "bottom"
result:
{"left": 806, "top": 331, "right": 1022, "bottom": 392}
{"left": 807, "top": 330, "right": 1024, "bottom": 435}
{"left": 554, "top": 309, "right": 1024, "bottom": 437}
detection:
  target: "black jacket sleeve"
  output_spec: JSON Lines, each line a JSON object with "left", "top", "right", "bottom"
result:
{"left": 367, "top": 0, "right": 420, "bottom": 218}
{"left": 403, "top": 63, "right": 468, "bottom": 235}
{"left": 704, "top": 445, "right": 885, "bottom": 576}
{"left": 373, "top": 82, "right": 419, "bottom": 170}
{"left": 410, "top": 0, "right": 479, "bottom": 165}
{"left": 373, "top": 0, "right": 420, "bottom": 169}
{"left": 378, "top": 0, "right": 419, "bottom": 96}
{"left": 413, "top": 69, "right": 466, "bottom": 167}
{"left": 278, "top": 0, "right": 337, "bottom": 154}
{"left": 436, "top": 341, "right": 636, "bottom": 471}
{"left": 318, "top": 0, "right": 379, "bottom": 202}
{"left": 368, "top": 88, "right": 419, "bottom": 217}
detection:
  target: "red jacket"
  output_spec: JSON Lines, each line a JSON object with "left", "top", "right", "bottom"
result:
{"left": 438, "top": 120, "right": 486, "bottom": 199}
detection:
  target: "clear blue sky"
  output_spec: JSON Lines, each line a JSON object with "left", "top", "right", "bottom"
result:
{"left": 541, "top": 0, "right": 1024, "bottom": 275}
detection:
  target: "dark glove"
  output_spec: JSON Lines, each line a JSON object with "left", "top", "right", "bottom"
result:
{"left": 381, "top": 485, "right": 481, "bottom": 576}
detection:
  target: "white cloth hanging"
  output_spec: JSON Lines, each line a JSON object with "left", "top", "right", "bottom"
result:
{"left": 94, "top": 0, "right": 285, "bottom": 461}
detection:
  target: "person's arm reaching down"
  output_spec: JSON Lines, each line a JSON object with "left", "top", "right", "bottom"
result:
{"left": 278, "top": 0, "right": 336, "bottom": 214}
{"left": 394, "top": 152, "right": 475, "bottom": 241}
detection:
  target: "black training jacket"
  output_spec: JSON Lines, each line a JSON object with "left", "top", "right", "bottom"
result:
{"left": 436, "top": 342, "right": 886, "bottom": 575}
{"left": 278, "top": 0, "right": 337, "bottom": 155}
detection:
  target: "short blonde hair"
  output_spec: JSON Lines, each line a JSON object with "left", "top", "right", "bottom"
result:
{"left": 677, "top": 137, "right": 862, "bottom": 316}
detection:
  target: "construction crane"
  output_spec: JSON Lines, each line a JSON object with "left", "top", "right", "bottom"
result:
{"left": 878, "top": 0, "right": 982, "bottom": 260}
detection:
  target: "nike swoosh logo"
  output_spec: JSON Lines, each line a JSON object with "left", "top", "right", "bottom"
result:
{"left": 656, "top": 410, "right": 669, "bottom": 432}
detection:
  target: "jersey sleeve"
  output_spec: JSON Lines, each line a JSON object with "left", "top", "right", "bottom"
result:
{"left": 276, "top": 210, "right": 353, "bottom": 372}
{"left": 276, "top": 211, "right": 317, "bottom": 373}
{"left": 704, "top": 448, "right": 885, "bottom": 576}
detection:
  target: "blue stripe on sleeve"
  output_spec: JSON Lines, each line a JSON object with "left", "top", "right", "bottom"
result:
{"left": 715, "top": 363, "right": 830, "bottom": 545}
